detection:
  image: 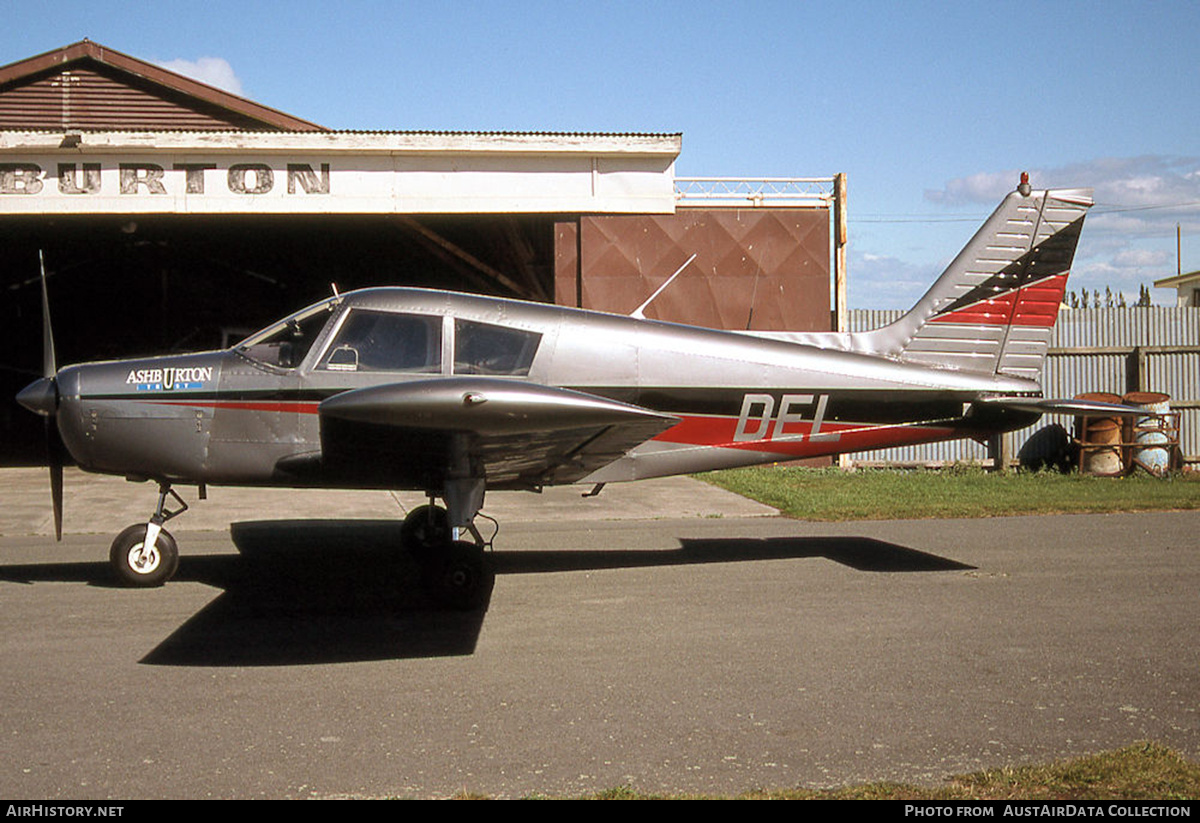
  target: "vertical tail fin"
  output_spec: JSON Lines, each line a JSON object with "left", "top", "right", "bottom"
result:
{"left": 861, "top": 183, "right": 1093, "bottom": 380}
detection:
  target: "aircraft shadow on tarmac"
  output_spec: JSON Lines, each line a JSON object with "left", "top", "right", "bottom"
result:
{"left": 0, "top": 519, "right": 972, "bottom": 666}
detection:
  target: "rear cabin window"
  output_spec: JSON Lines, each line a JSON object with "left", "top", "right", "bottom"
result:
{"left": 454, "top": 319, "right": 541, "bottom": 376}
{"left": 319, "top": 310, "right": 442, "bottom": 373}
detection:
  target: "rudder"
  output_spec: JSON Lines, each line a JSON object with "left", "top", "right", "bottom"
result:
{"left": 860, "top": 181, "right": 1093, "bottom": 380}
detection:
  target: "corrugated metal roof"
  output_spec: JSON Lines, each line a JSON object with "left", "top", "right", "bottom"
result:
{"left": 0, "top": 66, "right": 280, "bottom": 132}
{"left": 0, "top": 130, "right": 683, "bottom": 161}
{"left": 0, "top": 40, "right": 324, "bottom": 132}
{"left": 329, "top": 129, "right": 683, "bottom": 137}
{"left": 2, "top": 128, "right": 679, "bottom": 136}
{"left": 3, "top": 128, "right": 682, "bottom": 138}
{"left": 0, "top": 41, "right": 682, "bottom": 141}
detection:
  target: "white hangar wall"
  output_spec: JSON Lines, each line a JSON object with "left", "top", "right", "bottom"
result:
{"left": 0, "top": 131, "right": 681, "bottom": 215}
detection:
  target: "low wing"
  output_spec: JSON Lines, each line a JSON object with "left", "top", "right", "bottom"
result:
{"left": 313, "top": 377, "right": 678, "bottom": 490}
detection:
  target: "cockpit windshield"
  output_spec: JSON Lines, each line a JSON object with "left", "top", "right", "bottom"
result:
{"left": 235, "top": 297, "right": 339, "bottom": 368}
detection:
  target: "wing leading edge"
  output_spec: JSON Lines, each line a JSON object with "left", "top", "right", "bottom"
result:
{"left": 315, "top": 378, "right": 678, "bottom": 491}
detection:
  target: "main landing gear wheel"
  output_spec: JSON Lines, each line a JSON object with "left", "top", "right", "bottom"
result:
{"left": 400, "top": 504, "right": 451, "bottom": 556}
{"left": 109, "top": 524, "right": 180, "bottom": 587}
{"left": 424, "top": 541, "right": 494, "bottom": 611}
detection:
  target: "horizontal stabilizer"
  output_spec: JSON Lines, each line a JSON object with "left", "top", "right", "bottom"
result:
{"left": 973, "top": 396, "right": 1156, "bottom": 418}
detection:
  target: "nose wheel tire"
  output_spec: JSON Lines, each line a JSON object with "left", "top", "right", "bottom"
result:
{"left": 109, "top": 524, "right": 180, "bottom": 587}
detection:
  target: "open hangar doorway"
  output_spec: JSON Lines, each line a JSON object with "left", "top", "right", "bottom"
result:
{"left": 1, "top": 212, "right": 557, "bottom": 463}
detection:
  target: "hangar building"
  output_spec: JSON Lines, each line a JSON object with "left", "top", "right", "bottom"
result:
{"left": 0, "top": 40, "right": 843, "bottom": 462}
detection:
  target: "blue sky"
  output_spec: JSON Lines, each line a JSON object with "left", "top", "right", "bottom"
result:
{"left": 3, "top": 0, "right": 1198, "bottom": 308}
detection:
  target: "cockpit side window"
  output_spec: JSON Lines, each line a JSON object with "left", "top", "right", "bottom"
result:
{"left": 318, "top": 310, "right": 442, "bottom": 373}
{"left": 454, "top": 319, "right": 541, "bottom": 376}
{"left": 236, "top": 304, "right": 332, "bottom": 369}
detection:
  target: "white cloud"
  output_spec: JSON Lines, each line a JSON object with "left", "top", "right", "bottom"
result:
{"left": 1112, "top": 248, "right": 1171, "bottom": 268}
{"left": 912, "top": 157, "right": 1200, "bottom": 306}
{"left": 925, "top": 156, "right": 1200, "bottom": 220}
{"left": 156, "top": 57, "right": 245, "bottom": 97}
{"left": 924, "top": 171, "right": 1015, "bottom": 205}
{"left": 847, "top": 250, "right": 937, "bottom": 310}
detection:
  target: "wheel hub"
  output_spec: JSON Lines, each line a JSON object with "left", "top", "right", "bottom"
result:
{"left": 127, "top": 544, "right": 160, "bottom": 574}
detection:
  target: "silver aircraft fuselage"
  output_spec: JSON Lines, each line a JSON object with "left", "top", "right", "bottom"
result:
{"left": 16, "top": 184, "right": 1103, "bottom": 597}
{"left": 47, "top": 286, "right": 1041, "bottom": 492}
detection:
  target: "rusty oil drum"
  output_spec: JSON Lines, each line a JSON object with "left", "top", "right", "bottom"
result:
{"left": 1074, "top": 392, "right": 1124, "bottom": 475}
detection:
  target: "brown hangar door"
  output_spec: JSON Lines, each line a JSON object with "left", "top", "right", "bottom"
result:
{"left": 554, "top": 207, "right": 831, "bottom": 333}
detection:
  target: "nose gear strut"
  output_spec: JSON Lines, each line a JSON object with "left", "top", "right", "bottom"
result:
{"left": 109, "top": 482, "right": 187, "bottom": 587}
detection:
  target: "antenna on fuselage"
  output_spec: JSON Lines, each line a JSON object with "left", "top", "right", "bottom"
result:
{"left": 630, "top": 254, "right": 697, "bottom": 320}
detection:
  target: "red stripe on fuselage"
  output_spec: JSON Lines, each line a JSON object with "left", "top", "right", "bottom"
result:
{"left": 654, "top": 415, "right": 958, "bottom": 458}
{"left": 142, "top": 400, "right": 322, "bottom": 414}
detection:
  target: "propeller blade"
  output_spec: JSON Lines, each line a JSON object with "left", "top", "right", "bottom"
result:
{"left": 36, "top": 250, "right": 63, "bottom": 540}
{"left": 39, "top": 250, "right": 56, "bottom": 378}
{"left": 48, "top": 419, "right": 64, "bottom": 541}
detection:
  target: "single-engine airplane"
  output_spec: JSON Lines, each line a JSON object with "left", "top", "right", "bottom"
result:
{"left": 17, "top": 178, "right": 1127, "bottom": 607}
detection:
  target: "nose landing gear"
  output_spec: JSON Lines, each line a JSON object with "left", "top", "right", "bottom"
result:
{"left": 109, "top": 483, "right": 187, "bottom": 587}
{"left": 109, "top": 523, "right": 179, "bottom": 587}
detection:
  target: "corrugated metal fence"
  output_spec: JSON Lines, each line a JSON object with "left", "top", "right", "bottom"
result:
{"left": 847, "top": 307, "right": 1200, "bottom": 465}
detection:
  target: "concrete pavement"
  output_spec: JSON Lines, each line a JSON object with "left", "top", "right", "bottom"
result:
{"left": 0, "top": 467, "right": 777, "bottom": 537}
{"left": 1, "top": 511, "right": 1197, "bottom": 798}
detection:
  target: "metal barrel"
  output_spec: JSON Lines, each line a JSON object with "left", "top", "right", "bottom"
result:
{"left": 1123, "top": 391, "right": 1172, "bottom": 476}
{"left": 1073, "top": 393, "right": 1124, "bottom": 475}
{"left": 1072, "top": 391, "right": 1121, "bottom": 436}
{"left": 1081, "top": 418, "right": 1124, "bottom": 475}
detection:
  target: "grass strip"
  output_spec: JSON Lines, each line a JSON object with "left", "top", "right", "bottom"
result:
{"left": 699, "top": 465, "right": 1200, "bottom": 521}
{"left": 515, "top": 743, "right": 1197, "bottom": 800}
